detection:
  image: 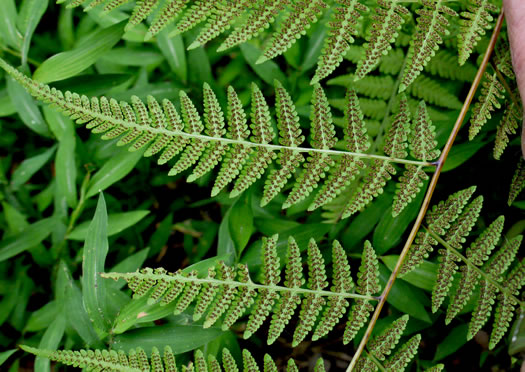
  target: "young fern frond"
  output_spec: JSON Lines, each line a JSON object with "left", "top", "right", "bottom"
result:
{"left": 457, "top": 0, "right": 499, "bottom": 65}
{"left": 468, "top": 72, "right": 505, "bottom": 140}
{"left": 20, "top": 345, "right": 308, "bottom": 372}
{"left": 401, "top": 187, "right": 524, "bottom": 348}
{"left": 0, "top": 58, "right": 435, "bottom": 217}
{"left": 399, "top": 0, "right": 458, "bottom": 92}
{"left": 508, "top": 158, "right": 525, "bottom": 206}
{"left": 102, "top": 236, "right": 381, "bottom": 346}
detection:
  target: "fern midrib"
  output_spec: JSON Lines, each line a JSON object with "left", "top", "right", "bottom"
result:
{"left": 101, "top": 272, "right": 380, "bottom": 301}
{"left": 363, "top": 350, "right": 387, "bottom": 372}
{"left": 424, "top": 227, "right": 525, "bottom": 308}
{"left": 37, "top": 85, "right": 433, "bottom": 167}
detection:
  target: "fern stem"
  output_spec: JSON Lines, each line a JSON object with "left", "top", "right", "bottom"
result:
{"left": 363, "top": 350, "right": 387, "bottom": 372}
{"left": 346, "top": 11, "right": 505, "bottom": 372}
{"left": 424, "top": 226, "right": 525, "bottom": 308}
{"left": 101, "top": 272, "right": 380, "bottom": 301}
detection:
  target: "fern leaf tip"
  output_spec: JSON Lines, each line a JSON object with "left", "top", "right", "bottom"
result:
{"left": 187, "top": 41, "right": 201, "bottom": 50}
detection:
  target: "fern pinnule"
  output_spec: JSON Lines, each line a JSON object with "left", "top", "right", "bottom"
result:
{"left": 146, "top": 0, "right": 189, "bottom": 40}
{"left": 314, "top": 358, "right": 327, "bottom": 372}
{"left": 267, "top": 237, "right": 303, "bottom": 345}
{"left": 217, "top": 0, "right": 288, "bottom": 52}
{"left": 221, "top": 264, "right": 257, "bottom": 330}
{"left": 467, "top": 236, "right": 522, "bottom": 340}
{"left": 125, "top": 0, "right": 159, "bottom": 32}
{"left": 489, "top": 260, "right": 525, "bottom": 349}
{"left": 103, "top": 0, "right": 130, "bottom": 12}
{"left": 343, "top": 241, "right": 380, "bottom": 344}
{"left": 368, "top": 314, "right": 409, "bottom": 361}
{"left": 383, "top": 334, "right": 422, "bottom": 371}
{"left": 211, "top": 86, "right": 252, "bottom": 197}
{"left": 311, "top": 0, "right": 368, "bottom": 84}
{"left": 400, "top": 186, "right": 476, "bottom": 275}
{"left": 399, "top": 0, "right": 457, "bottom": 92}
{"left": 172, "top": 0, "right": 218, "bottom": 37}
{"left": 292, "top": 239, "right": 328, "bottom": 346}
{"left": 261, "top": 80, "right": 304, "bottom": 207}
{"left": 384, "top": 94, "right": 411, "bottom": 160}
{"left": 187, "top": 1, "right": 254, "bottom": 50}
{"left": 244, "top": 234, "right": 280, "bottom": 339}
{"left": 432, "top": 196, "right": 484, "bottom": 312}
{"left": 193, "top": 267, "right": 218, "bottom": 321}
{"left": 468, "top": 72, "right": 505, "bottom": 140}
{"left": 424, "top": 49, "right": 477, "bottom": 82}
{"left": 308, "top": 88, "right": 368, "bottom": 211}
{"left": 257, "top": 0, "right": 328, "bottom": 64}
{"left": 393, "top": 100, "right": 439, "bottom": 217}
{"left": 355, "top": 0, "right": 410, "bottom": 80}
{"left": 494, "top": 101, "right": 522, "bottom": 160}
{"left": 282, "top": 84, "right": 336, "bottom": 209}
{"left": 508, "top": 158, "right": 525, "bottom": 206}
{"left": 457, "top": 0, "right": 499, "bottom": 65}
{"left": 312, "top": 240, "right": 353, "bottom": 341}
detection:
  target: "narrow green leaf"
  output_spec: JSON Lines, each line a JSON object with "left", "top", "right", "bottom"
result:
{"left": 157, "top": 30, "right": 187, "bottom": 84}
{"left": 86, "top": 147, "right": 144, "bottom": 199}
{"left": 382, "top": 256, "right": 438, "bottom": 292}
{"left": 10, "top": 145, "right": 56, "bottom": 188}
{"left": 6, "top": 75, "right": 51, "bottom": 137}
{"left": 0, "top": 0, "right": 22, "bottom": 50}
{"left": 24, "top": 301, "right": 59, "bottom": 332}
{"left": 106, "top": 248, "right": 150, "bottom": 290}
{"left": 433, "top": 323, "right": 469, "bottom": 361}
{"left": 240, "top": 43, "right": 287, "bottom": 87}
{"left": 147, "top": 214, "right": 173, "bottom": 257}
{"left": 16, "top": 0, "right": 48, "bottom": 65}
{"left": 0, "top": 350, "right": 17, "bottom": 367}
{"left": 56, "top": 129, "right": 77, "bottom": 208}
{"left": 35, "top": 315, "right": 66, "bottom": 372}
{"left": 81, "top": 193, "right": 110, "bottom": 334}
{"left": 228, "top": 194, "right": 254, "bottom": 256}
{"left": 2, "top": 201, "right": 28, "bottom": 235}
{"left": 33, "top": 22, "right": 125, "bottom": 83}
{"left": 442, "top": 138, "right": 488, "bottom": 172}
{"left": 0, "top": 217, "right": 57, "bottom": 262}
{"left": 112, "top": 324, "right": 224, "bottom": 355}
{"left": 0, "top": 89, "right": 16, "bottom": 117}
{"left": 100, "top": 47, "right": 164, "bottom": 66}
{"left": 68, "top": 210, "right": 150, "bottom": 241}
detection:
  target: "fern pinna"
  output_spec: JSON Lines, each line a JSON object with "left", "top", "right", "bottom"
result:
{"left": 103, "top": 235, "right": 381, "bottom": 346}
{"left": 0, "top": 58, "right": 440, "bottom": 218}
{"left": 56, "top": 0, "right": 497, "bottom": 86}
{"left": 400, "top": 186, "right": 525, "bottom": 349}
{"left": 19, "top": 345, "right": 323, "bottom": 371}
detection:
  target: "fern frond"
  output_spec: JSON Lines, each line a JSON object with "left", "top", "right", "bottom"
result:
{"left": 384, "top": 94, "right": 411, "bottom": 160}
{"left": 493, "top": 38, "right": 515, "bottom": 80}
{"left": 407, "top": 75, "right": 462, "bottom": 109}
{"left": 508, "top": 158, "right": 525, "bottom": 206}
{"left": 368, "top": 314, "right": 409, "bottom": 361}
{"left": 311, "top": 0, "right": 368, "bottom": 84}
{"left": 468, "top": 72, "right": 505, "bottom": 140}
{"left": 384, "top": 334, "right": 422, "bottom": 371}
{"left": 257, "top": 1, "right": 328, "bottom": 64}
{"left": 355, "top": 0, "right": 410, "bottom": 79}
{"left": 424, "top": 49, "right": 477, "bottom": 81}
{"left": 494, "top": 101, "right": 522, "bottom": 160}
{"left": 103, "top": 236, "right": 380, "bottom": 345}
{"left": 125, "top": 0, "right": 159, "bottom": 32}
{"left": 457, "top": 0, "right": 499, "bottom": 65}
{"left": 399, "top": 0, "right": 457, "bottom": 92}
{"left": 0, "top": 59, "right": 433, "bottom": 216}
{"left": 173, "top": 0, "right": 218, "bottom": 36}
{"left": 21, "top": 344, "right": 308, "bottom": 372}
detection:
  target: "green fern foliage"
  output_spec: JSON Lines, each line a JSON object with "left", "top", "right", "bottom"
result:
{"left": 355, "top": 0, "right": 410, "bottom": 80}
{"left": 401, "top": 187, "right": 524, "bottom": 348}
{"left": 494, "top": 101, "right": 522, "bottom": 160}
{"left": 508, "top": 158, "right": 525, "bottom": 206}
{"left": 20, "top": 345, "right": 307, "bottom": 372}
{"left": 468, "top": 72, "right": 505, "bottom": 140}
{"left": 399, "top": 0, "right": 457, "bottom": 92}
{"left": 0, "top": 59, "right": 436, "bottom": 217}
{"left": 355, "top": 315, "right": 425, "bottom": 372}
{"left": 457, "top": 0, "right": 499, "bottom": 65}
{"left": 103, "top": 236, "right": 381, "bottom": 345}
